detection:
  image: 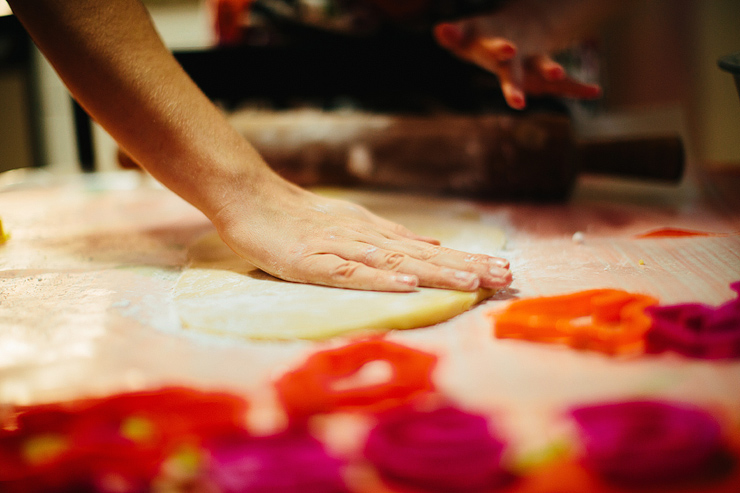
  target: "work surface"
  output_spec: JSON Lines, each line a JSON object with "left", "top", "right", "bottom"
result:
{"left": 1, "top": 169, "right": 740, "bottom": 484}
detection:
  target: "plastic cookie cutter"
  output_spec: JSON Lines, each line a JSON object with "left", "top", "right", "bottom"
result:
{"left": 569, "top": 400, "right": 727, "bottom": 486}
{"left": 364, "top": 405, "right": 510, "bottom": 492}
{"left": 634, "top": 227, "right": 737, "bottom": 238}
{"left": 0, "top": 387, "right": 249, "bottom": 491}
{"left": 646, "top": 281, "right": 740, "bottom": 359}
{"left": 489, "top": 289, "right": 659, "bottom": 355}
{"left": 205, "top": 429, "right": 350, "bottom": 493}
{"left": 275, "top": 339, "right": 437, "bottom": 420}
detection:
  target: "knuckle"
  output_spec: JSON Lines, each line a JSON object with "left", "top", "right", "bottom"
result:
{"left": 331, "top": 261, "right": 360, "bottom": 281}
{"left": 363, "top": 245, "right": 378, "bottom": 262}
{"left": 416, "top": 245, "right": 444, "bottom": 261}
{"left": 380, "top": 252, "right": 405, "bottom": 270}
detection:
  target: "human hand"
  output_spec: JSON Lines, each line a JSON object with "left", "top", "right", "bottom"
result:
{"left": 212, "top": 173, "right": 512, "bottom": 292}
{"left": 434, "top": 0, "right": 609, "bottom": 110}
{"left": 9, "top": 0, "right": 511, "bottom": 294}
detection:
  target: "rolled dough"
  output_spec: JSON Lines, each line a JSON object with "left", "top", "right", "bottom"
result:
{"left": 174, "top": 191, "right": 506, "bottom": 340}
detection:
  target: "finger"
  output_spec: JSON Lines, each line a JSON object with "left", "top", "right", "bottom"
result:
{"left": 467, "top": 38, "right": 526, "bottom": 110}
{"left": 493, "top": 60, "right": 527, "bottom": 110}
{"left": 454, "top": 44, "right": 526, "bottom": 111}
{"left": 347, "top": 244, "right": 482, "bottom": 291}
{"left": 363, "top": 240, "right": 513, "bottom": 290}
{"left": 356, "top": 225, "right": 512, "bottom": 289}
{"left": 530, "top": 54, "right": 565, "bottom": 81}
{"left": 478, "top": 37, "right": 517, "bottom": 62}
{"left": 550, "top": 77, "right": 602, "bottom": 99}
{"left": 415, "top": 249, "right": 512, "bottom": 290}
{"left": 382, "top": 238, "right": 509, "bottom": 270}
{"left": 433, "top": 22, "right": 468, "bottom": 51}
{"left": 524, "top": 73, "right": 602, "bottom": 99}
{"left": 292, "top": 254, "right": 420, "bottom": 292}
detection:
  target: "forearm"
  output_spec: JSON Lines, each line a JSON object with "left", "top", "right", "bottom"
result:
{"left": 8, "top": 0, "right": 268, "bottom": 218}
{"left": 8, "top": 0, "right": 515, "bottom": 293}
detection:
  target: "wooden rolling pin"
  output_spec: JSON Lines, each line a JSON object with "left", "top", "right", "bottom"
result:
{"left": 226, "top": 109, "right": 684, "bottom": 201}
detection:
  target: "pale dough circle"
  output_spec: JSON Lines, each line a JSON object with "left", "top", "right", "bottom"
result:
{"left": 174, "top": 190, "right": 506, "bottom": 340}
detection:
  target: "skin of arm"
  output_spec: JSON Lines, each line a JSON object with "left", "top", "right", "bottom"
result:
{"left": 9, "top": 0, "right": 512, "bottom": 292}
{"left": 434, "top": 0, "right": 625, "bottom": 109}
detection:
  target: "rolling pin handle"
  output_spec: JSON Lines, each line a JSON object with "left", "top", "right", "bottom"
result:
{"left": 576, "top": 135, "right": 685, "bottom": 183}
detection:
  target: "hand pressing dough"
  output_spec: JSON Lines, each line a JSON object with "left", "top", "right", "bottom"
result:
{"left": 174, "top": 191, "right": 507, "bottom": 340}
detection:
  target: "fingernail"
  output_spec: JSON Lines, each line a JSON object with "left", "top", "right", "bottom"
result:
{"left": 393, "top": 274, "right": 418, "bottom": 287}
{"left": 510, "top": 93, "right": 526, "bottom": 109}
{"left": 453, "top": 270, "right": 480, "bottom": 289}
{"left": 504, "top": 86, "right": 526, "bottom": 109}
{"left": 482, "top": 38, "right": 516, "bottom": 59}
{"left": 435, "top": 23, "right": 464, "bottom": 48}
{"left": 500, "top": 43, "right": 516, "bottom": 58}
{"left": 489, "top": 266, "right": 510, "bottom": 277}
{"left": 489, "top": 258, "right": 509, "bottom": 268}
{"left": 548, "top": 65, "right": 566, "bottom": 80}
{"left": 482, "top": 270, "right": 513, "bottom": 288}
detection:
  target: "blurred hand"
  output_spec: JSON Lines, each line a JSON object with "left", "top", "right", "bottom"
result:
{"left": 434, "top": 0, "right": 613, "bottom": 110}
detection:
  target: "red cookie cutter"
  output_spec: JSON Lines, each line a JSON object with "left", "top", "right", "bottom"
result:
{"left": 634, "top": 227, "right": 733, "bottom": 238}
{"left": 489, "top": 289, "right": 659, "bottom": 355}
{"left": 0, "top": 387, "right": 249, "bottom": 492}
{"left": 275, "top": 339, "right": 437, "bottom": 420}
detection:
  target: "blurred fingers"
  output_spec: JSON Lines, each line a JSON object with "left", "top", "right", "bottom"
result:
{"left": 531, "top": 54, "right": 565, "bottom": 81}
{"left": 523, "top": 71, "right": 602, "bottom": 99}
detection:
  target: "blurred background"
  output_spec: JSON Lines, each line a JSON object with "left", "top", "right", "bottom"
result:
{"left": 0, "top": 0, "right": 738, "bottom": 182}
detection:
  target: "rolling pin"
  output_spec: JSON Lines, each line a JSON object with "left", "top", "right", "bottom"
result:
{"left": 227, "top": 109, "right": 684, "bottom": 201}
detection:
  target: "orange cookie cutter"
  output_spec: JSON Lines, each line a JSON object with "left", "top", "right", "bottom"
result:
{"left": 489, "top": 289, "right": 659, "bottom": 355}
{"left": 275, "top": 339, "right": 437, "bottom": 420}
